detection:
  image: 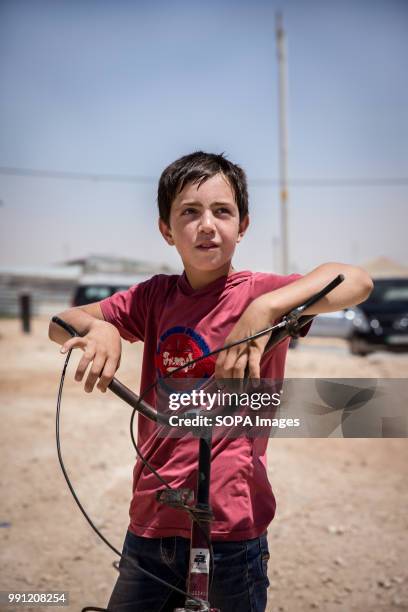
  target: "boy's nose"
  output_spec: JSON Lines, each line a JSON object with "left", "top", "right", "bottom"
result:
{"left": 198, "top": 212, "right": 216, "bottom": 233}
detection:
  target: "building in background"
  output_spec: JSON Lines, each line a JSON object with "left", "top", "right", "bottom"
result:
{"left": 0, "top": 254, "right": 178, "bottom": 316}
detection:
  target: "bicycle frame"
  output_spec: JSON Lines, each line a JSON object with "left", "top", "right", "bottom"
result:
{"left": 52, "top": 274, "right": 344, "bottom": 612}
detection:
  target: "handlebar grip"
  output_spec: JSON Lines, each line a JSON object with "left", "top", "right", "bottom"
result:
{"left": 262, "top": 275, "right": 345, "bottom": 355}
{"left": 52, "top": 316, "right": 80, "bottom": 338}
{"left": 290, "top": 274, "right": 344, "bottom": 318}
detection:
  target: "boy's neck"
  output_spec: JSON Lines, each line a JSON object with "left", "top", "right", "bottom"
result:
{"left": 184, "top": 263, "right": 236, "bottom": 291}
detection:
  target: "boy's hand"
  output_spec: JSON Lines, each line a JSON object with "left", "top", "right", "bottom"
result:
{"left": 60, "top": 320, "right": 122, "bottom": 393}
{"left": 215, "top": 294, "right": 277, "bottom": 382}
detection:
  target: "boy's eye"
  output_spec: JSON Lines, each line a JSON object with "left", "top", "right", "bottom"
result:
{"left": 216, "top": 207, "right": 231, "bottom": 215}
{"left": 181, "top": 208, "right": 197, "bottom": 215}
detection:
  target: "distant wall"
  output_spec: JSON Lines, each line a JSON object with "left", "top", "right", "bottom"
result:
{"left": 0, "top": 278, "right": 76, "bottom": 316}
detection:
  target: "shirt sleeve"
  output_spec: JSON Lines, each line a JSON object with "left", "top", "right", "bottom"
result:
{"left": 99, "top": 278, "right": 153, "bottom": 343}
{"left": 252, "top": 272, "right": 313, "bottom": 337}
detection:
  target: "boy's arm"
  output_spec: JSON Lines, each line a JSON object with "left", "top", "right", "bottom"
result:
{"left": 262, "top": 262, "right": 373, "bottom": 316}
{"left": 48, "top": 302, "right": 122, "bottom": 393}
{"left": 215, "top": 262, "right": 373, "bottom": 380}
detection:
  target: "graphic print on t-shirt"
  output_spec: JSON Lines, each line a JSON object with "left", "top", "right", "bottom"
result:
{"left": 155, "top": 326, "right": 215, "bottom": 381}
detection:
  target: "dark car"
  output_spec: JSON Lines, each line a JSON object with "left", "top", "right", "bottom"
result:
{"left": 348, "top": 278, "right": 408, "bottom": 356}
{"left": 72, "top": 275, "right": 147, "bottom": 307}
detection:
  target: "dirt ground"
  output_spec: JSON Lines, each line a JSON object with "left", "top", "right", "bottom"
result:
{"left": 0, "top": 317, "right": 407, "bottom": 612}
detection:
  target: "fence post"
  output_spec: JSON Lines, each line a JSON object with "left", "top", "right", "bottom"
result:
{"left": 20, "top": 293, "right": 31, "bottom": 334}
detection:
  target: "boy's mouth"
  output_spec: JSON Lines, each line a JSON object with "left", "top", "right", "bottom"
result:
{"left": 196, "top": 242, "right": 219, "bottom": 250}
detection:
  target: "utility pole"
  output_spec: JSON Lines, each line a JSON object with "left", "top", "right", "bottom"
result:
{"left": 276, "top": 12, "right": 289, "bottom": 275}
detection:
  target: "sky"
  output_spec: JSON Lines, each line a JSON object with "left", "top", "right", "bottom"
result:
{"left": 0, "top": 0, "right": 407, "bottom": 273}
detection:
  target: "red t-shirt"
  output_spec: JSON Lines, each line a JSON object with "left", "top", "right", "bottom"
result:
{"left": 100, "top": 269, "right": 308, "bottom": 541}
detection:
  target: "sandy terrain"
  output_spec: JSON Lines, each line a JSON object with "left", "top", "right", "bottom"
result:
{"left": 0, "top": 317, "right": 407, "bottom": 612}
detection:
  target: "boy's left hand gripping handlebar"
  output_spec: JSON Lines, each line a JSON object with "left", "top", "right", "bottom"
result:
{"left": 51, "top": 316, "right": 169, "bottom": 425}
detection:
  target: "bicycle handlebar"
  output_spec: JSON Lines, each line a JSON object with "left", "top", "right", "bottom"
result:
{"left": 52, "top": 273, "right": 344, "bottom": 426}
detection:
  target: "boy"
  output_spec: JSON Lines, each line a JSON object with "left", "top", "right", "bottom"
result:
{"left": 49, "top": 151, "right": 373, "bottom": 611}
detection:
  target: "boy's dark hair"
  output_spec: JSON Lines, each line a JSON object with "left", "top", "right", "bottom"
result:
{"left": 157, "top": 151, "right": 249, "bottom": 225}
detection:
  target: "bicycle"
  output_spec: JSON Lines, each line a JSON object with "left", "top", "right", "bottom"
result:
{"left": 52, "top": 275, "right": 343, "bottom": 612}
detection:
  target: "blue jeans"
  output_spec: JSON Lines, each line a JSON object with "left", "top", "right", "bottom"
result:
{"left": 108, "top": 530, "right": 270, "bottom": 612}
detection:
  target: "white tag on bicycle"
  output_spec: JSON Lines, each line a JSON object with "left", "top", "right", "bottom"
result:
{"left": 190, "top": 548, "right": 210, "bottom": 573}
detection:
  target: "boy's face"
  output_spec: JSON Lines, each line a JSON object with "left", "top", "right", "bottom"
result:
{"left": 159, "top": 173, "right": 249, "bottom": 277}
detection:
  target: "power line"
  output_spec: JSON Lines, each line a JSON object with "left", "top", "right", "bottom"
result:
{"left": 0, "top": 166, "right": 154, "bottom": 184}
{"left": 251, "top": 177, "right": 408, "bottom": 187}
{"left": 0, "top": 165, "right": 408, "bottom": 187}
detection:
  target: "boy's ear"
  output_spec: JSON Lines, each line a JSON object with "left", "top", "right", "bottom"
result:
{"left": 236, "top": 214, "right": 249, "bottom": 243}
{"left": 158, "top": 218, "right": 175, "bottom": 245}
